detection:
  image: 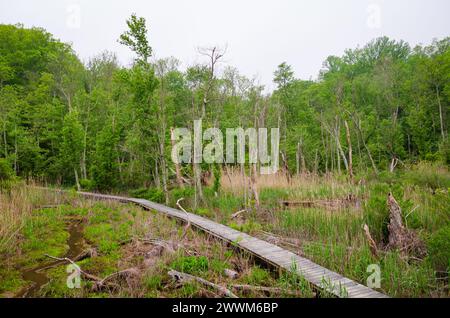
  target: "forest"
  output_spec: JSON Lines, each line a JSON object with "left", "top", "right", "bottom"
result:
{"left": 0, "top": 16, "right": 449, "bottom": 193}
{"left": 0, "top": 15, "right": 449, "bottom": 298}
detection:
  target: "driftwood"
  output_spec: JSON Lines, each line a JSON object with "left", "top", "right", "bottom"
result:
{"left": 45, "top": 254, "right": 140, "bottom": 291}
{"left": 45, "top": 254, "right": 102, "bottom": 282}
{"left": 40, "top": 248, "right": 96, "bottom": 271}
{"left": 363, "top": 224, "right": 379, "bottom": 258}
{"left": 168, "top": 269, "right": 238, "bottom": 298}
{"left": 387, "top": 193, "right": 426, "bottom": 258}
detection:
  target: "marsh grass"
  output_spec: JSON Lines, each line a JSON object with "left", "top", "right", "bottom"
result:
{"left": 0, "top": 185, "right": 314, "bottom": 298}
{"left": 1, "top": 164, "right": 448, "bottom": 298}
{"left": 177, "top": 164, "right": 449, "bottom": 297}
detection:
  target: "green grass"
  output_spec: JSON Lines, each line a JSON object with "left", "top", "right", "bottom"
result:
{"left": 2, "top": 166, "right": 448, "bottom": 298}
{"left": 170, "top": 255, "right": 209, "bottom": 275}
{"left": 173, "top": 163, "right": 449, "bottom": 298}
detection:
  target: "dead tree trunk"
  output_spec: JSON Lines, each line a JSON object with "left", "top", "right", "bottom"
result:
{"left": 296, "top": 141, "right": 307, "bottom": 175}
{"left": 389, "top": 157, "right": 398, "bottom": 173}
{"left": 436, "top": 85, "right": 446, "bottom": 139}
{"left": 250, "top": 162, "right": 260, "bottom": 209}
{"left": 281, "top": 151, "right": 291, "bottom": 184}
{"left": 170, "top": 127, "right": 184, "bottom": 188}
{"left": 250, "top": 101, "right": 260, "bottom": 208}
{"left": 387, "top": 193, "right": 425, "bottom": 257}
{"left": 344, "top": 120, "right": 353, "bottom": 182}
{"left": 363, "top": 224, "right": 379, "bottom": 258}
{"left": 74, "top": 168, "right": 81, "bottom": 191}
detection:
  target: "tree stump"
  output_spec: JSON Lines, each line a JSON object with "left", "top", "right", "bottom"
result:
{"left": 387, "top": 193, "right": 426, "bottom": 258}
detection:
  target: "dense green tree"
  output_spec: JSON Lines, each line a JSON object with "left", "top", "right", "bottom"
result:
{"left": 60, "top": 111, "right": 83, "bottom": 189}
{"left": 0, "top": 22, "right": 448, "bottom": 190}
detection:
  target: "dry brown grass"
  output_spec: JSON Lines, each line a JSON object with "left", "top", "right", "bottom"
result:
{"left": 220, "top": 168, "right": 361, "bottom": 200}
{"left": 0, "top": 183, "right": 72, "bottom": 254}
{"left": 1, "top": 185, "right": 36, "bottom": 254}
{"left": 1, "top": 184, "right": 314, "bottom": 298}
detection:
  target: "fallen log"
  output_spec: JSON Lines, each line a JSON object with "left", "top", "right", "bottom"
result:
{"left": 168, "top": 269, "right": 238, "bottom": 298}
{"left": 280, "top": 194, "right": 362, "bottom": 211}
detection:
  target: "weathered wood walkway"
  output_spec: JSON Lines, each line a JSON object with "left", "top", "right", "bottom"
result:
{"left": 78, "top": 191, "right": 388, "bottom": 298}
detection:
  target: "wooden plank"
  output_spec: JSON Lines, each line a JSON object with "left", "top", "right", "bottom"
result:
{"left": 73, "top": 191, "right": 389, "bottom": 298}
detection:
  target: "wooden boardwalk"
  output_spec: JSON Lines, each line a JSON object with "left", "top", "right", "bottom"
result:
{"left": 77, "top": 191, "right": 388, "bottom": 298}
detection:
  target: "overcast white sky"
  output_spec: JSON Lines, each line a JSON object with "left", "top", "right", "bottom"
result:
{"left": 1, "top": 0, "right": 449, "bottom": 90}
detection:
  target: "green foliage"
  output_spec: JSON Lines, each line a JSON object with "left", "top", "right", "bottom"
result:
{"left": 427, "top": 225, "right": 450, "bottom": 272}
{"left": 91, "top": 123, "right": 120, "bottom": 190}
{"left": 1, "top": 21, "right": 449, "bottom": 191}
{"left": 130, "top": 187, "right": 165, "bottom": 203}
{"left": 229, "top": 220, "right": 263, "bottom": 234}
{"left": 212, "top": 163, "right": 221, "bottom": 194}
{"left": 242, "top": 266, "right": 271, "bottom": 285}
{"left": 171, "top": 186, "right": 195, "bottom": 200}
{"left": 20, "top": 209, "right": 69, "bottom": 266}
{"left": 118, "top": 14, "right": 152, "bottom": 63}
{"left": 0, "top": 158, "right": 13, "bottom": 181}
{"left": 402, "top": 163, "right": 450, "bottom": 190}
{"left": 60, "top": 111, "right": 83, "bottom": 181}
{"left": 170, "top": 255, "right": 209, "bottom": 275}
{"left": 438, "top": 138, "right": 450, "bottom": 165}
{"left": 194, "top": 207, "right": 212, "bottom": 217}
{"left": 79, "top": 179, "right": 94, "bottom": 191}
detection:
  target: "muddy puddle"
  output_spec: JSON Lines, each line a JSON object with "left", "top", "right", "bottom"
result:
{"left": 15, "top": 219, "right": 86, "bottom": 298}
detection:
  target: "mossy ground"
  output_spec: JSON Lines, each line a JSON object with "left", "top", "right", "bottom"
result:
{"left": 0, "top": 187, "right": 314, "bottom": 298}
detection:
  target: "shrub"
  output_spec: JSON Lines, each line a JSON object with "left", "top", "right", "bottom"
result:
{"left": 0, "top": 158, "right": 14, "bottom": 181}
{"left": 195, "top": 207, "right": 212, "bottom": 217}
{"left": 0, "top": 158, "right": 15, "bottom": 190}
{"left": 437, "top": 138, "right": 450, "bottom": 165}
{"left": 130, "top": 187, "right": 165, "bottom": 203}
{"left": 229, "top": 220, "right": 262, "bottom": 234}
{"left": 79, "top": 179, "right": 95, "bottom": 191}
{"left": 171, "top": 186, "right": 195, "bottom": 200}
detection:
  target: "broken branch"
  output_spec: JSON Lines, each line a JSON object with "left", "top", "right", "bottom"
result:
{"left": 231, "top": 210, "right": 246, "bottom": 219}
{"left": 176, "top": 198, "right": 191, "bottom": 240}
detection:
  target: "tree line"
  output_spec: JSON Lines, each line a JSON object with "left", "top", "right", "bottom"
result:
{"left": 0, "top": 16, "right": 448, "bottom": 201}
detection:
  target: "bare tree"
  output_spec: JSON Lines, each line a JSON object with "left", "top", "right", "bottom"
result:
{"left": 197, "top": 46, "right": 226, "bottom": 118}
{"left": 344, "top": 120, "right": 354, "bottom": 182}
{"left": 192, "top": 46, "right": 226, "bottom": 206}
